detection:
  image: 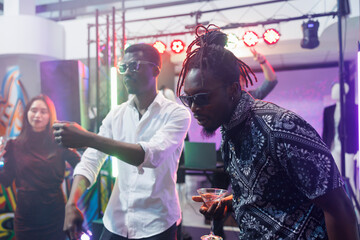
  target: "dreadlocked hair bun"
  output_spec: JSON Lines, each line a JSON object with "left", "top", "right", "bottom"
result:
{"left": 198, "top": 28, "right": 227, "bottom": 48}
{"left": 176, "top": 24, "right": 257, "bottom": 96}
{"left": 186, "top": 24, "right": 227, "bottom": 56}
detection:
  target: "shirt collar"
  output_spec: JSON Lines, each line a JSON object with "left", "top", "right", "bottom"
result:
{"left": 222, "top": 90, "right": 255, "bottom": 131}
{"left": 128, "top": 91, "right": 166, "bottom": 111}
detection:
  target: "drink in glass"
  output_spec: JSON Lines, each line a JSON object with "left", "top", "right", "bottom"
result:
{"left": 197, "top": 188, "right": 228, "bottom": 240}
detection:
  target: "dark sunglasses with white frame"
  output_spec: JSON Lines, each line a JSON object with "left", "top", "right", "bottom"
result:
{"left": 117, "top": 60, "right": 159, "bottom": 74}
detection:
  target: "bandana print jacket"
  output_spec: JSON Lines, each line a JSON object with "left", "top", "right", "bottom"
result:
{"left": 221, "top": 91, "right": 343, "bottom": 240}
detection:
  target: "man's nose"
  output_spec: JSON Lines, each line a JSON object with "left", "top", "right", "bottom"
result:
{"left": 190, "top": 102, "right": 200, "bottom": 113}
{"left": 123, "top": 67, "right": 131, "bottom": 75}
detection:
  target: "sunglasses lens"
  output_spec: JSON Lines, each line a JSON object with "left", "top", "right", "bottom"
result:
{"left": 194, "top": 94, "right": 209, "bottom": 106}
{"left": 118, "top": 61, "right": 139, "bottom": 74}
{"left": 180, "top": 96, "right": 192, "bottom": 107}
{"left": 128, "top": 62, "right": 139, "bottom": 72}
{"left": 180, "top": 93, "right": 210, "bottom": 107}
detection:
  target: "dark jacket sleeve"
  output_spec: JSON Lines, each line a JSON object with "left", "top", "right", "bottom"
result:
{"left": 62, "top": 148, "right": 80, "bottom": 169}
{"left": 249, "top": 79, "right": 278, "bottom": 100}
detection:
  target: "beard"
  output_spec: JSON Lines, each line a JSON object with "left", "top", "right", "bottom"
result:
{"left": 201, "top": 127, "right": 217, "bottom": 139}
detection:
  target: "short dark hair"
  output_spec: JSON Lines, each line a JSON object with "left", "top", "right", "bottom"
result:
{"left": 176, "top": 25, "right": 256, "bottom": 96}
{"left": 125, "top": 44, "right": 162, "bottom": 69}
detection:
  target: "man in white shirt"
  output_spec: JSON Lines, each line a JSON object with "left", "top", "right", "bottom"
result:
{"left": 53, "top": 44, "right": 191, "bottom": 240}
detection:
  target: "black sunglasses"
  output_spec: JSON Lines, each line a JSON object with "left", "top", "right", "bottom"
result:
{"left": 179, "top": 85, "right": 230, "bottom": 108}
{"left": 118, "top": 60, "right": 158, "bottom": 74}
{"left": 179, "top": 92, "right": 212, "bottom": 108}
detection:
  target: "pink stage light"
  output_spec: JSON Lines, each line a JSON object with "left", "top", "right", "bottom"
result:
{"left": 263, "top": 28, "right": 280, "bottom": 45}
{"left": 243, "top": 31, "right": 259, "bottom": 47}
{"left": 153, "top": 41, "right": 166, "bottom": 54}
{"left": 171, "top": 40, "right": 185, "bottom": 54}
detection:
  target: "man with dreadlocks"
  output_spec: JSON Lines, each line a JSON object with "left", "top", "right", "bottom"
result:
{"left": 211, "top": 47, "right": 278, "bottom": 239}
{"left": 177, "top": 25, "right": 359, "bottom": 239}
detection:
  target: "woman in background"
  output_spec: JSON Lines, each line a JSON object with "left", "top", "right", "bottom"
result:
{"left": 0, "top": 94, "right": 80, "bottom": 240}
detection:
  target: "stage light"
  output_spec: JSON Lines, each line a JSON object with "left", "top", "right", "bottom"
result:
{"left": 111, "top": 67, "right": 117, "bottom": 108}
{"left": 243, "top": 31, "right": 259, "bottom": 47}
{"left": 226, "top": 33, "right": 241, "bottom": 50}
{"left": 153, "top": 41, "right": 166, "bottom": 53}
{"left": 300, "top": 19, "right": 320, "bottom": 49}
{"left": 111, "top": 66, "right": 119, "bottom": 178}
{"left": 170, "top": 40, "right": 185, "bottom": 54}
{"left": 263, "top": 28, "right": 280, "bottom": 45}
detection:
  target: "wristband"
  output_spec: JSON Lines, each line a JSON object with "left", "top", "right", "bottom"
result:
{"left": 259, "top": 59, "right": 266, "bottom": 64}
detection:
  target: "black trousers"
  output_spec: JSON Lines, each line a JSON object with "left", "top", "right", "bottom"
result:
{"left": 99, "top": 223, "right": 177, "bottom": 240}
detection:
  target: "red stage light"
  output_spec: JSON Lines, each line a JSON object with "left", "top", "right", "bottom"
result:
{"left": 153, "top": 41, "right": 166, "bottom": 53}
{"left": 170, "top": 40, "right": 185, "bottom": 54}
{"left": 243, "top": 31, "right": 259, "bottom": 47}
{"left": 263, "top": 29, "right": 280, "bottom": 45}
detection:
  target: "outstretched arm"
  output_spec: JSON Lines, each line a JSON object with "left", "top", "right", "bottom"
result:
{"left": 248, "top": 48, "right": 278, "bottom": 100}
{"left": 53, "top": 122, "right": 145, "bottom": 166}
{"left": 64, "top": 175, "right": 90, "bottom": 240}
{"left": 312, "top": 187, "right": 359, "bottom": 240}
{"left": 250, "top": 48, "right": 276, "bottom": 82}
{"left": 54, "top": 104, "right": 190, "bottom": 169}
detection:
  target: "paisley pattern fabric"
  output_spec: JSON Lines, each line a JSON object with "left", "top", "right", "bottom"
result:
{"left": 221, "top": 91, "right": 343, "bottom": 240}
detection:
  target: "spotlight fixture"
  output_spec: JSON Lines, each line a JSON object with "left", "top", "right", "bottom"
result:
{"left": 243, "top": 31, "right": 259, "bottom": 47}
{"left": 226, "top": 33, "right": 241, "bottom": 50}
{"left": 263, "top": 28, "right": 280, "bottom": 45}
{"left": 300, "top": 19, "right": 320, "bottom": 49}
{"left": 153, "top": 41, "right": 166, "bottom": 53}
{"left": 170, "top": 40, "right": 185, "bottom": 54}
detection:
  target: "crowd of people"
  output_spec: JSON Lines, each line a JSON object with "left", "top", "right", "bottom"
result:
{"left": 0, "top": 24, "right": 359, "bottom": 240}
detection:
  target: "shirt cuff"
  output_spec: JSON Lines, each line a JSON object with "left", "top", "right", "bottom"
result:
{"left": 136, "top": 142, "right": 150, "bottom": 174}
{"left": 73, "top": 168, "right": 96, "bottom": 189}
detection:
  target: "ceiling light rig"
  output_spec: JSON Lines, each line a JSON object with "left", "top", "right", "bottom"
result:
{"left": 243, "top": 31, "right": 259, "bottom": 47}
{"left": 170, "top": 40, "right": 186, "bottom": 54}
{"left": 300, "top": 19, "right": 320, "bottom": 49}
{"left": 153, "top": 41, "right": 167, "bottom": 53}
{"left": 226, "top": 33, "right": 242, "bottom": 50}
{"left": 151, "top": 27, "right": 281, "bottom": 54}
{"left": 263, "top": 28, "right": 280, "bottom": 45}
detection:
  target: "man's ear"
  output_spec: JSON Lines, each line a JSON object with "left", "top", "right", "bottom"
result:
{"left": 228, "top": 82, "right": 240, "bottom": 98}
{"left": 153, "top": 66, "right": 160, "bottom": 77}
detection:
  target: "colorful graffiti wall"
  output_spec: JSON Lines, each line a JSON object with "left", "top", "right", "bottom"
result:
{"left": 0, "top": 66, "right": 28, "bottom": 239}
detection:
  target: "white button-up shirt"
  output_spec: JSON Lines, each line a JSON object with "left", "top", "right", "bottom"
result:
{"left": 74, "top": 92, "right": 191, "bottom": 238}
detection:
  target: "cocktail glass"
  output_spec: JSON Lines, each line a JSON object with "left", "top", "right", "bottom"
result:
{"left": 197, "top": 188, "right": 228, "bottom": 240}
